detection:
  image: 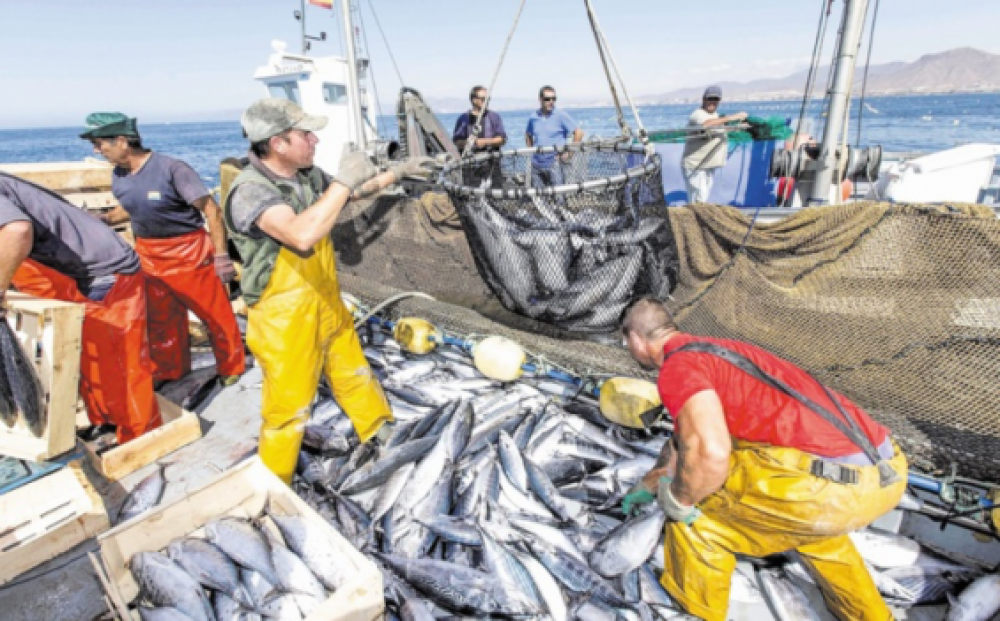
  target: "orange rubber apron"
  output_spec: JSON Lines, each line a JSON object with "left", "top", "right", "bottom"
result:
{"left": 135, "top": 229, "right": 246, "bottom": 381}
{"left": 12, "top": 259, "right": 161, "bottom": 444}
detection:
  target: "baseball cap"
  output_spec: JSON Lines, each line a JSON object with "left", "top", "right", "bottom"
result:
{"left": 241, "top": 98, "right": 328, "bottom": 143}
{"left": 79, "top": 112, "right": 138, "bottom": 140}
{"left": 703, "top": 86, "right": 723, "bottom": 100}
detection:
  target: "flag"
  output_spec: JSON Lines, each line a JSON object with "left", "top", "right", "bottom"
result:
{"left": 308, "top": 0, "right": 333, "bottom": 8}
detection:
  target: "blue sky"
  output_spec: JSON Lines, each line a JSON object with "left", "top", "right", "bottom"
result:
{"left": 2, "top": 0, "right": 998, "bottom": 129}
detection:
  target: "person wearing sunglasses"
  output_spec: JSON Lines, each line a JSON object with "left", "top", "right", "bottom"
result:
{"left": 682, "top": 85, "right": 747, "bottom": 204}
{"left": 453, "top": 85, "right": 508, "bottom": 188}
{"left": 525, "top": 86, "right": 583, "bottom": 188}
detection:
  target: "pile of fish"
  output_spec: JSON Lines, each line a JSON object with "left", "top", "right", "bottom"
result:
{"left": 129, "top": 506, "right": 353, "bottom": 620}
{"left": 0, "top": 317, "right": 46, "bottom": 437}
{"left": 287, "top": 330, "right": 1000, "bottom": 621}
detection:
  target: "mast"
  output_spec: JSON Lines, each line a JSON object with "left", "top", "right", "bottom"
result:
{"left": 340, "top": 0, "right": 367, "bottom": 150}
{"left": 808, "top": 0, "right": 869, "bottom": 204}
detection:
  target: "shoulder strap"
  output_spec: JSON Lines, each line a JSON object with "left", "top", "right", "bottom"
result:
{"left": 665, "top": 341, "right": 899, "bottom": 487}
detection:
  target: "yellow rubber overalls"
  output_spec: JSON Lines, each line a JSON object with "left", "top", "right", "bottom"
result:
{"left": 246, "top": 235, "right": 392, "bottom": 483}
{"left": 660, "top": 440, "right": 907, "bottom": 621}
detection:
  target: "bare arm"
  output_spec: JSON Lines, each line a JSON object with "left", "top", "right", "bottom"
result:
{"left": 256, "top": 170, "right": 397, "bottom": 253}
{"left": 0, "top": 220, "right": 33, "bottom": 294}
{"left": 192, "top": 196, "right": 227, "bottom": 253}
{"left": 100, "top": 204, "right": 130, "bottom": 226}
{"left": 702, "top": 112, "right": 748, "bottom": 128}
{"left": 572, "top": 128, "right": 584, "bottom": 143}
{"left": 639, "top": 437, "right": 679, "bottom": 492}
{"left": 525, "top": 132, "right": 534, "bottom": 148}
{"left": 669, "top": 390, "right": 733, "bottom": 505}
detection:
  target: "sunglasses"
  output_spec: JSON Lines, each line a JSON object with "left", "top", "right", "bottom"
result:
{"left": 471, "top": 96, "right": 485, "bottom": 101}
{"left": 542, "top": 96, "right": 557, "bottom": 102}
{"left": 704, "top": 98, "right": 721, "bottom": 103}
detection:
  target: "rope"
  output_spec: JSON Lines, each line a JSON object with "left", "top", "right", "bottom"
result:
{"left": 582, "top": 0, "right": 653, "bottom": 154}
{"left": 463, "top": 0, "right": 529, "bottom": 159}
{"left": 355, "top": 2, "right": 385, "bottom": 138}
{"left": 583, "top": 0, "right": 629, "bottom": 141}
{"left": 855, "top": 0, "right": 881, "bottom": 148}
{"left": 794, "top": 0, "right": 834, "bottom": 142}
{"left": 366, "top": 0, "right": 405, "bottom": 86}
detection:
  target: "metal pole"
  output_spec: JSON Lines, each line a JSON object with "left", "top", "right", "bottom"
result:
{"left": 300, "top": 0, "right": 307, "bottom": 54}
{"left": 808, "top": 0, "right": 868, "bottom": 205}
{"left": 340, "top": 0, "right": 367, "bottom": 150}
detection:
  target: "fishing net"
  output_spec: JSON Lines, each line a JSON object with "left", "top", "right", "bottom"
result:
{"left": 436, "top": 143, "right": 675, "bottom": 334}
{"left": 649, "top": 115, "right": 793, "bottom": 146}
{"left": 330, "top": 189, "right": 1000, "bottom": 483}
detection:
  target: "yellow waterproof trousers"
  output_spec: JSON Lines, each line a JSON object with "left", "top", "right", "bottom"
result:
{"left": 661, "top": 441, "right": 907, "bottom": 621}
{"left": 246, "top": 237, "right": 392, "bottom": 484}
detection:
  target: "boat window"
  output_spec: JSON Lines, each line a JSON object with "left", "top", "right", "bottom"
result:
{"left": 323, "top": 83, "right": 348, "bottom": 105}
{"left": 267, "top": 81, "right": 300, "bottom": 104}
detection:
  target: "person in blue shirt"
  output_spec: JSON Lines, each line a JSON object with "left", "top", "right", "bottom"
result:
{"left": 524, "top": 86, "right": 583, "bottom": 188}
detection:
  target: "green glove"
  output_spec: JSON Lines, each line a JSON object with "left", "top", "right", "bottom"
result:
{"left": 621, "top": 488, "right": 656, "bottom": 516}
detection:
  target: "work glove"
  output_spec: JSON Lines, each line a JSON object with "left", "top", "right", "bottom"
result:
{"left": 389, "top": 156, "right": 437, "bottom": 182}
{"left": 336, "top": 151, "right": 380, "bottom": 191}
{"left": 214, "top": 253, "right": 237, "bottom": 284}
{"left": 657, "top": 477, "right": 702, "bottom": 526}
{"left": 621, "top": 485, "right": 656, "bottom": 516}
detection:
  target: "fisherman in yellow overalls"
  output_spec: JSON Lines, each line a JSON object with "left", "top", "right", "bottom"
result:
{"left": 224, "top": 98, "right": 435, "bottom": 483}
{"left": 620, "top": 298, "right": 907, "bottom": 621}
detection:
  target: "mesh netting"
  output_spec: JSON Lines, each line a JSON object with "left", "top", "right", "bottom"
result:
{"left": 649, "top": 115, "right": 794, "bottom": 145}
{"left": 666, "top": 202, "right": 1000, "bottom": 482}
{"left": 439, "top": 143, "right": 676, "bottom": 334}
{"left": 331, "top": 193, "right": 1000, "bottom": 482}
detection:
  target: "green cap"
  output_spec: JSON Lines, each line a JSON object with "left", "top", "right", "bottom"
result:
{"left": 79, "top": 112, "right": 138, "bottom": 140}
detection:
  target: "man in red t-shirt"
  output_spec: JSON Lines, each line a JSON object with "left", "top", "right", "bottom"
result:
{"left": 620, "top": 297, "right": 906, "bottom": 621}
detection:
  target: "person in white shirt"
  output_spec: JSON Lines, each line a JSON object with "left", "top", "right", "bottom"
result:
{"left": 682, "top": 86, "right": 747, "bottom": 204}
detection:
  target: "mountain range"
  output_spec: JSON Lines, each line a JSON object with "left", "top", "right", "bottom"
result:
{"left": 422, "top": 47, "right": 1000, "bottom": 112}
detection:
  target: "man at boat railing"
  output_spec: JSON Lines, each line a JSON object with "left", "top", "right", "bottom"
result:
{"left": 682, "top": 85, "right": 747, "bottom": 204}
{"left": 0, "top": 171, "right": 162, "bottom": 444}
{"left": 525, "top": 86, "right": 584, "bottom": 188}
{"left": 619, "top": 296, "right": 907, "bottom": 621}
{"left": 453, "top": 85, "right": 508, "bottom": 189}
{"left": 223, "top": 97, "right": 436, "bottom": 484}
{"left": 81, "top": 112, "right": 247, "bottom": 389}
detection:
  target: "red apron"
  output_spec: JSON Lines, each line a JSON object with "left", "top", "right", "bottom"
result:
{"left": 135, "top": 229, "right": 246, "bottom": 381}
{"left": 12, "top": 260, "right": 162, "bottom": 444}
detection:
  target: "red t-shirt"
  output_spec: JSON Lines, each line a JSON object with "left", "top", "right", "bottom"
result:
{"left": 657, "top": 333, "right": 888, "bottom": 459}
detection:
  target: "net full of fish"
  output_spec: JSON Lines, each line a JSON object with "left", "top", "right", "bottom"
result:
{"left": 280, "top": 330, "right": 997, "bottom": 621}
{"left": 125, "top": 501, "right": 354, "bottom": 620}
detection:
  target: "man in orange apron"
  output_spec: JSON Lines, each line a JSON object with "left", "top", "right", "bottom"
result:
{"left": 0, "top": 172, "right": 160, "bottom": 444}
{"left": 223, "top": 98, "right": 435, "bottom": 483}
{"left": 620, "top": 297, "right": 906, "bottom": 621}
{"left": 82, "top": 112, "right": 245, "bottom": 386}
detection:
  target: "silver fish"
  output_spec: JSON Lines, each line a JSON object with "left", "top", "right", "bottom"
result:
{"left": 756, "top": 567, "right": 821, "bottom": 621}
{"left": 588, "top": 509, "right": 667, "bottom": 578}
{"left": 269, "top": 539, "right": 327, "bottom": 616}
{"left": 240, "top": 569, "right": 303, "bottom": 621}
{"left": 946, "top": 573, "right": 1000, "bottom": 621}
{"left": 117, "top": 463, "right": 172, "bottom": 524}
{"left": 130, "top": 551, "right": 216, "bottom": 621}
{"left": 166, "top": 538, "right": 256, "bottom": 612}
{"left": 268, "top": 509, "right": 355, "bottom": 591}
{"left": 204, "top": 518, "right": 281, "bottom": 589}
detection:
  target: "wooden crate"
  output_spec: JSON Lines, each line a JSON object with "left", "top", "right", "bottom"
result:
{"left": 98, "top": 457, "right": 384, "bottom": 621}
{"left": 0, "top": 460, "right": 109, "bottom": 585}
{"left": 81, "top": 395, "right": 202, "bottom": 481}
{"left": 0, "top": 292, "right": 84, "bottom": 462}
{"left": 0, "top": 161, "right": 112, "bottom": 192}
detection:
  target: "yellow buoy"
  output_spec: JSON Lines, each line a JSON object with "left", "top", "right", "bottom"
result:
{"left": 472, "top": 336, "right": 526, "bottom": 382}
{"left": 599, "top": 377, "right": 664, "bottom": 429}
{"left": 393, "top": 317, "right": 442, "bottom": 355}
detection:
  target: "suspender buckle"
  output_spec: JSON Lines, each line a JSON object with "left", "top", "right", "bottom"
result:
{"left": 810, "top": 459, "right": 860, "bottom": 485}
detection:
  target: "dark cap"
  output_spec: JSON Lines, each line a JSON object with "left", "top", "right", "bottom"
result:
{"left": 79, "top": 112, "right": 138, "bottom": 140}
{"left": 703, "top": 85, "right": 723, "bottom": 100}
{"left": 241, "top": 98, "right": 328, "bottom": 143}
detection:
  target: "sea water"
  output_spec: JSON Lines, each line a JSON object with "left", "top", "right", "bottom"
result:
{"left": 2, "top": 93, "right": 998, "bottom": 188}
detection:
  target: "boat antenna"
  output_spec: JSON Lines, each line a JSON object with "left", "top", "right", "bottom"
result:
{"left": 294, "top": 0, "right": 328, "bottom": 53}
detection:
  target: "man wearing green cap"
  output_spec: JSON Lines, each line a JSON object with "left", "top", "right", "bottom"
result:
{"left": 224, "top": 97, "right": 436, "bottom": 483}
{"left": 82, "top": 112, "right": 246, "bottom": 387}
